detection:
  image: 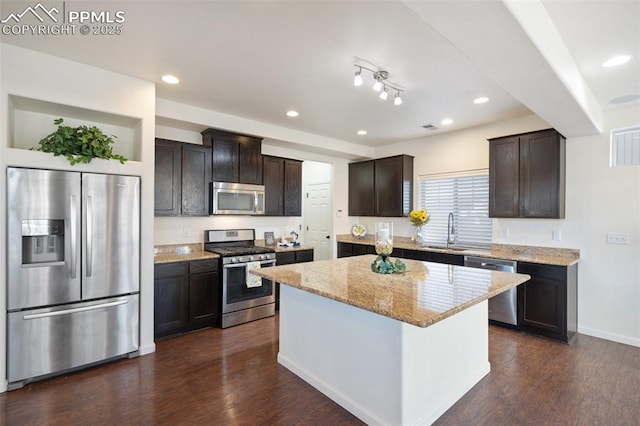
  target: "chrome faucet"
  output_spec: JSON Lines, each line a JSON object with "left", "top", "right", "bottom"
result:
{"left": 447, "top": 212, "right": 455, "bottom": 247}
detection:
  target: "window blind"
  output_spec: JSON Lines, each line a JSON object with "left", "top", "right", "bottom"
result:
{"left": 611, "top": 126, "right": 640, "bottom": 166}
{"left": 418, "top": 171, "right": 491, "bottom": 247}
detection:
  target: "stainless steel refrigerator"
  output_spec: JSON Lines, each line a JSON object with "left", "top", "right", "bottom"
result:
{"left": 6, "top": 167, "right": 140, "bottom": 388}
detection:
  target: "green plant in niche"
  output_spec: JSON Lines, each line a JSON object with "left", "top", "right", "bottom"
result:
{"left": 36, "top": 118, "right": 127, "bottom": 165}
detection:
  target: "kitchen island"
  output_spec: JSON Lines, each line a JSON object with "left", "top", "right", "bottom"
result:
{"left": 252, "top": 255, "right": 530, "bottom": 425}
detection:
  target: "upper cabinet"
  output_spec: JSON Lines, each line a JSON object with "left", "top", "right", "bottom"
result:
{"left": 263, "top": 155, "right": 303, "bottom": 216}
{"left": 154, "top": 138, "right": 211, "bottom": 217}
{"left": 489, "top": 129, "right": 566, "bottom": 219}
{"left": 349, "top": 155, "right": 413, "bottom": 217}
{"left": 201, "top": 128, "right": 263, "bottom": 185}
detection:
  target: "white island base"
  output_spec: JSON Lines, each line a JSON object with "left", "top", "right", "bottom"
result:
{"left": 278, "top": 285, "right": 490, "bottom": 425}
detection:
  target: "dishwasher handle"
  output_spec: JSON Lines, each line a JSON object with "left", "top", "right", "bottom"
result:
{"left": 464, "top": 256, "right": 516, "bottom": 272}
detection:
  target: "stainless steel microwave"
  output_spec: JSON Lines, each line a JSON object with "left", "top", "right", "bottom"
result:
{"left": 210, "top": 182, "right": 265, "bottom": 215}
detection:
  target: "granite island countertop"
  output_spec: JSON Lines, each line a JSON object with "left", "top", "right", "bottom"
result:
{"left": 251, "top": 255, "right": 530, "bottom": 328}
{"left": 337, "top": 234, "right": 580, "bottom": 266}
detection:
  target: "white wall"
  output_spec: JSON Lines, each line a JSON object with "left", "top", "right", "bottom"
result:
{"left": 355, "top": 110, "right": 640, "bottom": 347}
{"left": 0, "top": 43, "right": 157, "bottom": 392}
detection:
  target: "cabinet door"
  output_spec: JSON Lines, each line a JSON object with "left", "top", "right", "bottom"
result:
{"left": 284, "top": 159, "right": 303, "bottom": 216}
{"left": 402, "top": 249, "right": 431, "bottom": 261}
{"left": 276, "top": 252, "right": 296, "bottom": 265}
{"left": 154, "top": 263, "right": 189, "bottom": 338}
{"left": 489, "top": 136, "right": 519, "bottom": 218}
{"left": 517, "top": 262, "right": 566, "bottom": 341}
{"left": 238, "top": 138, "right": 263, "bottom": 184}
{"left": 429, "top": 252, "right": 464, "bottom": 266}
{"left": 520, "top": 130, "right": 564, "bottom": 218}
{"left": 337, "top": 242, "right": 353, "bottom": 258}
{"left": 154, "top": 139, "right": 181, "bottom": 216}
{"left": 295, "top": 249, "right": 314, "bottom": 263}
{"left": 374, "top": 155, "right": 413, "bottom": 217}
{"left": 348, "top": 161, "right": 375, "bottom": 216}
{"left": 181, "top": 144, "right": 212, "bottom": 216}
{"left": 189, "top": 271, "right": 219, "bottom": 329}
{"left": 211, "top": 138, "right": 239, "bottom": 183}
{"left": 263, "top": 156, "right": 284, "bottom": 215}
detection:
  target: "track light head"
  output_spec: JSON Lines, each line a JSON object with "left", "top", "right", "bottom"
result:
{"left": 394, "top": 92, "right": 403, "bottom": 106}
{"left": 354, "top": 68, "right": 363, "bottom": 86}
{"left": 379, "top": 87, "right": 389, "bottom": 100}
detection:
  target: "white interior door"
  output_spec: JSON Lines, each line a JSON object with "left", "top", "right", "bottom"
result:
{"left": 305, "top": 182, "right": 332, "bottom": 260}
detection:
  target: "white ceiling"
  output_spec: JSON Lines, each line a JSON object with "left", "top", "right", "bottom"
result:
{"left": 1, "top": 0, "right": 638, "bottom": 148}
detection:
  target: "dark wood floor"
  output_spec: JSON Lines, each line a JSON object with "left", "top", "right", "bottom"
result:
{"left": 1, "top": 314, "right": 639, "bottom": 425}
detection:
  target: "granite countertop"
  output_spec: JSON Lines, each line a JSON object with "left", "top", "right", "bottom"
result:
{"left": 337, "top": 234, "right": 580, "bottom": 266}
{"left": 251, "top": 255, "right": 530, "bottom": 328}
{"left": 255, "top": 239, "right": 315, "bottom": 253}
{"left": 154, "top": 243, "right": 219, "bottom": 264}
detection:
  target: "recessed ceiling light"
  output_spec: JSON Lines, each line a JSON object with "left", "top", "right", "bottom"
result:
{"left": 602, "top": 55, "right": 631, "bottom": 68}
{"left": 440, "top": 118, "right": 453, "bottom": 126}
{"left": 357, "top": 130, "right": 367, "bottom": 136}
{"left": 161, "top": 75, "right": 179, "bottom": 84}
{"left": 473, "top": 97, "right": 490, "bottom": 104}
{"left": 286, "top": 110, "right": 299, "bottom": 117}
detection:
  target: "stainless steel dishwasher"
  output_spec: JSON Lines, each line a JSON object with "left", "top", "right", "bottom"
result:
{"left": 464, "top": 256, "right": 518, "bottom": 327}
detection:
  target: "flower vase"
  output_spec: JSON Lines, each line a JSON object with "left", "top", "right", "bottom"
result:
{"left": 414, "top": 225, "right": 428, "bottom": 246}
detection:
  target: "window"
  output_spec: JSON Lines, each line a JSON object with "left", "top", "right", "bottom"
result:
{"left": 611, "top": 125, "right": 640, "bottom": 166}
{"left": 418, "top": 170, "right": 491, "bottom": 247}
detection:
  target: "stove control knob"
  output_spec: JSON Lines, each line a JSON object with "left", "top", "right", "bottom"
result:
{"left": 231, "top": 257, "right": 238, "bottom": 263}
{"left": 249, "top": 255, "right": 254, "bottom": 261}
{"left": 259, "top": 254, "right": 266, "bottom": 260}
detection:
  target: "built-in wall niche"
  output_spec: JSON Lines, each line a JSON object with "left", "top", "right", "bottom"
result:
{"left": 8, "top": 95, "right": 142, "bottom": 162}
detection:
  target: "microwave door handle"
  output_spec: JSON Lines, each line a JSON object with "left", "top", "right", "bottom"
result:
{"left": 254, "top": 191, "right": 259, "bottom": 213}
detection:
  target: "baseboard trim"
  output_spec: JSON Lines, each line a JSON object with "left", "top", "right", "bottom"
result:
{"left": 578, "top": 327, "right": 640, "bottom": 347}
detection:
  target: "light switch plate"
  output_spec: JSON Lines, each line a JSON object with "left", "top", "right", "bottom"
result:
{"left": 552, "top": 230, "right": 562, "bottom": 241}
{"left": 606, "top": 232, "right": 629, "bottom": 245}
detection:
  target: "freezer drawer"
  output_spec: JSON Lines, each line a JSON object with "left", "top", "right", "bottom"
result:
{"left": 7, "top": 294, "right": 139, "bottom": 385}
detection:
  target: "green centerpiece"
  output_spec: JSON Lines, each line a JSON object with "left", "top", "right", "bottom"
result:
{"left": 371, "top": 222, "right": 406, "bottom": 274}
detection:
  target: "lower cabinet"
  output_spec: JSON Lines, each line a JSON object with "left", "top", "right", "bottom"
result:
{"left": 337, "top": 242, "right": 464, "bottom": 266}
{"left": 275, "top": 249, "right": 314, "bottom": 309}
{"left": 154, "top": 259, "right": 220, "bottom": 339}
{"left": 517, "top": 262, "right": 577, "bottom": 343}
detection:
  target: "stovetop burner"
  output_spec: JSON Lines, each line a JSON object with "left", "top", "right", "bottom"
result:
{"left": 203, "top": 228, "right": 275, "bottom": 261}
{"left": 205, "top": 245, "right": 275, "bottom": 257}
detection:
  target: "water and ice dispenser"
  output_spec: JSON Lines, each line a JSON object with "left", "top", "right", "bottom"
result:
{"left": 21, "top": 219, "right": 65, "bottom": 266}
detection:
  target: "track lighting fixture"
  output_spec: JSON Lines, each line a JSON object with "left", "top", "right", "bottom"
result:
{"left": 353, "top": 65, "right": 403, "bottom": 105}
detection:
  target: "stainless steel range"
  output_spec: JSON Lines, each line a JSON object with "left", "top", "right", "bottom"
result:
{"left": 204, "top": 229, "right": 276, "bottom": 328}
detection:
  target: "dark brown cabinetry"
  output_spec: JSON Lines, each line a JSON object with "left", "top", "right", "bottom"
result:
{"left": 348, "top": 155, "right": 413, "bottom": 217}
{"left": 517, "top": 262, "right": 577, "bottom": 343}
{"left": 348, "top": 161, "right": 375, "bottom": 216}
{"left": 489, "top": 129, "right": 565, "bottom": 218}
{"left": 201, "top": 128, "right": 263, "bottom": 185}
{"left": 275, "top": 249, "right": 314, "bottom": 309}
{"left": 263, "top": 155, "right": 303, "bottom": 216}
{"left": 336, "top": 242, "right": 464, "bottom": 266}
{"left": 154, "top": 139, "right": 211, "bottom": 217}
{"left": 154, "top": 259, "right": 220, "bottom": 339}
{"left": 154, "top": 139, "right": 182, "bottom": 216}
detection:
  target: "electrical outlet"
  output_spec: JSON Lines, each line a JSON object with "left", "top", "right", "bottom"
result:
{"left": 183, "top": 228, "right": 190, "bottom": 237}
{"left": 552, "top": 230, "right": 562, "bottom": 241}
{"left": 606, "top": 232, "right": 629, "bottom": 245}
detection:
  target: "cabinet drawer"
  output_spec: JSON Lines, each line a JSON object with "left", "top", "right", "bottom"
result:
{"left": 517, "top": 262, "right": 564, "bottom": 281}
{"left": 189, "top": 259, "right": 219, "bottom": 274}
{"left": 296, "top": 250, "right": 314, "bottom": 263}
{"left": 155, "top": 262, "right": 188, "bottom": 279}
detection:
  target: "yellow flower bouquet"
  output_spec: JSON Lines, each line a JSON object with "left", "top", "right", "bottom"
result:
{"left": 409, "top": 209, "right": 430, "bottom": 226}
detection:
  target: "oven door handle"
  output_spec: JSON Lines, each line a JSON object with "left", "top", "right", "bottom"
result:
{"left": 223, "top": 259, "right": 276, "bottom": 269}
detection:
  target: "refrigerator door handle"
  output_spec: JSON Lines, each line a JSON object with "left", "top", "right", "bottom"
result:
{"left": 23, "top": 300, "right": 129, "bottom": 320}
{"left": 86, "top": 195, "right": 93, "bottom": 277}
{"left": 70, "top": 195, "right": 78, "bottom": 279}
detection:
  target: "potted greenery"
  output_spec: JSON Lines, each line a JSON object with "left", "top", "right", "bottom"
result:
{"left": 35, "top": 118, "right": 128, "bottom": 165}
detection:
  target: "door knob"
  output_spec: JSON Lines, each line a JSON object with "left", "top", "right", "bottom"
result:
{"left": 326, "top": 235, "right": 330, "bottom": 239}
